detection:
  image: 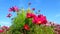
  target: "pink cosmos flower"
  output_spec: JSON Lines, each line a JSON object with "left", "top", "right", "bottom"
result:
{"left": 26, "top": 12, "right": 36, "bottom": 18}
{"left": 45, "top": 23, "right": 51, "bottom": 26}
{"left": 0, "top": 29, "right": 4, "bottom": 33}
{"left": 32, "top": 14, "right": 47, "bottom": 25}
{"left": 9, "top": 6, "right": 19, "bottom": 12}
{"left": 38, "top": 14, "right": 47, "bottom": 24}
{"left": 2, "top": 26, "right": 9, "bottom": 31}
{"left": 7, "top": 13, "right": 12, "bottom": 18}
{"left": 32, "top": 8, "right": 35, "bottom": 11}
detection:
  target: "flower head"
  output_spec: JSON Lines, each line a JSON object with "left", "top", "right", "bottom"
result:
{"left": 7, "top": 13, "right": 12, "bottom": 18}
{"left": 32, "top": 14, "right": 47, "bottom": 25}
{"left": 2, "top": 26, "right": 9, "bottom": 31}
{"left": 24, "top": 24, "right": 30, "bottom": 30}
{"left": 26, "top": 12, "right": 36, "bottom": 18}
{"left": 32, "top": 8, "right": 35, "bottom": 11}
{"left": 9, "top": 6, "right": 19, "bottom": 12}
{"left": 38, "top": 14, "right": 47, "bottom": 24}
{"left": 0, "top": 29, "right": 4, "bottom": 33}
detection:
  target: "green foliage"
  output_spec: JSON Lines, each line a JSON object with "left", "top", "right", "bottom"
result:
{"left": 8, "top": 9, "right": 26, "bottom": 34}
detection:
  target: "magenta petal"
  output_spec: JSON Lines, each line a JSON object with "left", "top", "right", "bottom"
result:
{"left": 0, "top": 29, "right": 4, "bottom": 33}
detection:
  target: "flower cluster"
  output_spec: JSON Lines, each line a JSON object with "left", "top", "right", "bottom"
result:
{"left": 7, "top": 6, "right": 47, "bottom": 31}
{"left": 7, "top": 6, "right": 19, "bottom": 18}
{"left": 0, "top": 29, "right": 4, "bottom": 33}
{"left": 5, "top": 3, "right": 55, "bottom": 34}
{"left": 26, "top": 12, "right": 47, "bottom": 24}
{"left": 0, "top": 26, "right": 9, "bottom": 34}
{"left": 53, "top": 24, "right": 60, "bottom": 34}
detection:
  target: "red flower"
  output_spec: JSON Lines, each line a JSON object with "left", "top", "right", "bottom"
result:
{"left": 32, "top": 14, "right": 47, "bottom": 25}
{"left": 24, "top": 24, "right": 30, "bottom": 30}
{"left": 7, "top": 13, "right": 12, "bottom": 18}
{"left": 26, "top": 12, "right": 36, "bottom": 18}
{"left": 9, "top": 6, "right": 19, "bottom": 12}
{"left": 32, "top": 8, "right": 35, "bottom": 11}
{"left": 0, "top": 29, "right": 4, "bottom": 33}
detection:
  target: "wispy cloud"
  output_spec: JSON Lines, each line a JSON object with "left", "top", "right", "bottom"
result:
{"left": 54, "top": 14, "right": 60, "bottom": 19}
{"left": 0, "top": 21, "right": 11, "bottom": 27}
{"left": 51, "top": 14, "right": 60, "bottom": 24}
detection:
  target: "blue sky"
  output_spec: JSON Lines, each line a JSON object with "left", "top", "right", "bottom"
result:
{"left": 0, "top": 0, "right": 60, "bottom": 26}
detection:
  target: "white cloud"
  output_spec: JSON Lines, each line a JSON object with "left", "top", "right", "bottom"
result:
{"left": 0, "top": 21, "right": 11, "bottom": 27}
{"left": 55, "top": 14, "right": 60, "bottom": 18}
